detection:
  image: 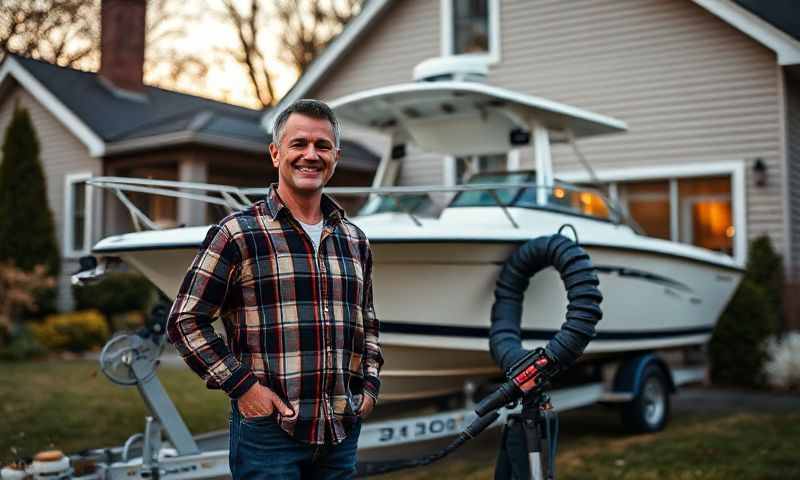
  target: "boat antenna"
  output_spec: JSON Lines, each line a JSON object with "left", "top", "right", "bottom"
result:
{"left": 566, "top": 130, "right": 600, "bottom": 185}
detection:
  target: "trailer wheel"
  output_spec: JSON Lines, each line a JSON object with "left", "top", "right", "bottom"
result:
{"left": 621, "top": 365, "right": 670, "bottom": 433}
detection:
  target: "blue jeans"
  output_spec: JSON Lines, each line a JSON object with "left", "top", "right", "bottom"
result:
{"left": 229, "top": 403, "right": 361, "bottom": 480}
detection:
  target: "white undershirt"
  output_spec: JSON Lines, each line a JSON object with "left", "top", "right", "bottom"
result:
{"left": 298, "top": 219, "right": 324, "bottom": 253}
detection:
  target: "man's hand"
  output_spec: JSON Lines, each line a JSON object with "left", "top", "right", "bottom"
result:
{"left": 237, "top": 383, "right": 294, "bottom": 419}
{"left": 358, "top": 395, "right": 375, "bottom": 419}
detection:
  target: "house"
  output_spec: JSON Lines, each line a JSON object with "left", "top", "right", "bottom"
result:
{"left": 265, "top": 0, "right": 800, "bottom": 325}
{"left": 0, "top": 0, "right": 378, "bottom": 310}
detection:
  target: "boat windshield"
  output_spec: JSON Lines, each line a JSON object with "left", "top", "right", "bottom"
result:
{"left": 357, "top": 194, "right": 438, "bottom": 217}
{"left": 449, "top": 171, "right": 624, "bottom": 224}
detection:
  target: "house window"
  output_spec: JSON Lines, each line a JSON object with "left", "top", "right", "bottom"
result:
{"left": 442, "top": 0, "right": 500, "bottom": 62}
{"left": 618, "top": 180, "right": 671, "bottom": 240}
{"left": 678, "top": 176, "right": 733, "bottom": 255}
{"left": 65, "top": 172, "right": 93, "bottom": 256}
{"left": 617, "top": 175, "right": 734, "bottom": 255}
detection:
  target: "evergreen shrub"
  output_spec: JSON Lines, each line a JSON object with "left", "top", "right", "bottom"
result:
{"left": 746, "top": 235, "right": 784, "bottom": 329}
{"left": 0, "top": 106, "right": 60, "bottom": 314}
{"left": 709, "top": 281, "right": 776, "bottom": 387}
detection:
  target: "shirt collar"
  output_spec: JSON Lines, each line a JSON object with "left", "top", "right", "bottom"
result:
{"left": 264, "top": 183, "right": 345, "bottom": 224}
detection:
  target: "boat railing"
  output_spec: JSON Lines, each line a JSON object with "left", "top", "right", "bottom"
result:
{"left": 87, "top": 176, "right": 637, "bottom": 232}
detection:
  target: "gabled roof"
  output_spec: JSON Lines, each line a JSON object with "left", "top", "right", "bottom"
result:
{"left": 264, "top": 0, "right": 800, "bottom": 131}
{"left": 0, "top": 54, "right": 378, "bottom": 169}
{"left": 0, "top": 54, "right": 267, "bottom": 156}
{"left": 733, "top": 0, "right": 800, "bottom": 42}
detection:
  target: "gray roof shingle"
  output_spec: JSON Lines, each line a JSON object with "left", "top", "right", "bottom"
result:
{"left": 6, "top": 54, "right": 378, "bottom": 169}
{"left": 11, "top": 54, "right": 267, "bottom": 143}
{"left": 734, "top": 1, "right": 800, "bottom": 43}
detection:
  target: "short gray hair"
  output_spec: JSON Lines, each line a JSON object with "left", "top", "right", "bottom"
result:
{"left": 271, "top": 99, "right": 341, "bottom": 149}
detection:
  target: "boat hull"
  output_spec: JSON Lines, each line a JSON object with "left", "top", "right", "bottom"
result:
{"left": 110, "top": 238, "right": 740, "bottom": 401}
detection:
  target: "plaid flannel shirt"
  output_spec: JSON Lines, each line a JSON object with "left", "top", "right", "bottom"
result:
{"left": 166, "top": 185, "right": 383, "bottom": 445}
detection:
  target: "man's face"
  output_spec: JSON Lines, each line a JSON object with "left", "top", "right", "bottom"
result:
{"left": 269, "top": 113, "right": 339, "bottom": 196}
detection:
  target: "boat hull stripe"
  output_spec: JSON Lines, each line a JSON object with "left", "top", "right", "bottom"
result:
{"left": 380, "top": 321, "right": 713, "bottom": 340}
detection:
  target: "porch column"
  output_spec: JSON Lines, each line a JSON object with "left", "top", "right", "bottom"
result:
{"left": 177, "top": 158, "right": 208, "bottom": 226}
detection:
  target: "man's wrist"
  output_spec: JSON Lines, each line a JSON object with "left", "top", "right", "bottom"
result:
{"left": 363, "top": 375, "right": 381, "bottom": 401}
{"left": 223, "top": 366, "right": 258, "bottom": 399}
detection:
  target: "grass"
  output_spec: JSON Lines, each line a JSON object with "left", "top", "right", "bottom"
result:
{"left": 1, "top": 358, "right": 229, "bottom": 463}
{"left": 378, "top": 407, "right": 800, "bottom": 480}
{"left": 2, "top": 359, "right": 799, "bottom": 479}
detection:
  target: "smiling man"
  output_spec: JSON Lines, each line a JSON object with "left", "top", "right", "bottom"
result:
{"left": 167, "top": 99, "right": 383, "bottom": 479}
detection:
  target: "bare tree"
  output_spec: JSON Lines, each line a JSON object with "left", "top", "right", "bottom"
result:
{"left": 275, "top": 0, "right": 362, "bottom": 73}
{"left": 219, "top": 0, "right": 276, "bottom": 107}
{"left": 144, "top": 0, "right": 209, "bottom": 90}
{"left": 0, "top": 0, "right": 99, "bottom": 69}
{"left": 0, "top": 0, "right": 209, "bottom": 95}
{"left": 217, "top": 0, "right": 363, "bottom": 108}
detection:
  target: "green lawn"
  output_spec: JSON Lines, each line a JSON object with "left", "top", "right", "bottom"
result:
{"left": 378, "top": 405, "right": 800, "bottom": 480}
{"left": 1, "top": 358, "right": 229, "bottom": 463}
{"left": 2, "top": 359, "right": 799, "bottom": 479}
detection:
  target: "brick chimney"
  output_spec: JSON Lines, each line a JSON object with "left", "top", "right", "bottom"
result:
{"left": 99, "top": 0, "right": 146, "bottom": 92}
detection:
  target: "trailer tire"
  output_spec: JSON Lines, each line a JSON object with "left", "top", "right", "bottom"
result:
{"left": 621, "top": 365, "right": 671, "bottom": 433}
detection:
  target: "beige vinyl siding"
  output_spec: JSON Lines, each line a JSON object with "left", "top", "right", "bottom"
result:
{"left": 312, "top": 0, "right": 445, "bottom": 186}
{"left": 313, "top": 0, "right": 439, "bottom": 100}
{"left": 0, "top": 84, "right": 101, "bottom": 309}
{"left": 310, "top": 0, "right": 787, "bottom": 254}
{"left": 786, "top": 74, "right": 800, "bottom": 279}
{"left": 494, "top": 0, "right": 784, "bottom": 254}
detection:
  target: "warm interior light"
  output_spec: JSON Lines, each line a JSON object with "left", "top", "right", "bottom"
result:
{"left": 554, "top": 187, "right": 566, "bottom": 199}
{"left": 725, "top": 225, "right": 735, "bottom": 238}
{"left": 580, "top": 192, "right": 593, "bottom": 205}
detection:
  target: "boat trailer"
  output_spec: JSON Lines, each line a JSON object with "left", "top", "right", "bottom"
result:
{"left": 2, "top": 236, "right": 705, "bottom": 480}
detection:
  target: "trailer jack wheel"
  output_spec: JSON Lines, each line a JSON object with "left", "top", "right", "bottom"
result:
{"left": 621, "top": 365, "right": 671, "bottom": 433}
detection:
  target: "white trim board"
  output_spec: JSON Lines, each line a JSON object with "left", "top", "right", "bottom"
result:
{"left": 440, "top": 0, "right": 501, "bottom": 64}
{"left": 0, "top": 57, "right": 106, "bottom": 157}
{"left": 556, "top": 160, "right": 747, "bottom": 264}
{"left": 692, "top": 0, "right": 800, "bottom": 65}
{"left": 63, "top": 171, "right": 94, "bottom": 258}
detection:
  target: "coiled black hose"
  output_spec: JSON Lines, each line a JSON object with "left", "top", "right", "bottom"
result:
{"left": 490, "top": 233, "right": 603, "bottom": 373}
{"left": 357, "top": 233, "right": 602, "bottom": 477}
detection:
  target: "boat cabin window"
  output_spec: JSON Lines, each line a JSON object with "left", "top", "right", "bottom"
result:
{"left": 515, "top": 185, "right": 612, "bottom": 221}
{"left": 443, "top": 0, "right": 500, "bottom": 62}
{"left": 449, "top": 172, "right": 616, "bottom": 223}
{"left": 449, "top": 171, "right": 533, "bottom": 207}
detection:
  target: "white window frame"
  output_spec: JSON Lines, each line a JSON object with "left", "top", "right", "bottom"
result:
{"left": 64, "top": 171, "right": 93, "bottom": 257}
{"left": 441, "top": 0, "right": 501, "bottom": 64}
{"left": 556, "top": 161, "right": 747, "bottom": 264}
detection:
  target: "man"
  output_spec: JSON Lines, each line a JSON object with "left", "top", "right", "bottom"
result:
{"left": 166, "top": 99, "right": 383, "bottom": 479}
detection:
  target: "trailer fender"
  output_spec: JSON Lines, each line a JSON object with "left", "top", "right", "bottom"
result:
{"left": 612, "top": 353, "right": 675, "bottom": 397}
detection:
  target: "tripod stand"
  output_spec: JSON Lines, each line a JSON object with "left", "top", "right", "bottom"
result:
{"left": 495, "top": 393, "right": 559, "bottom": 480}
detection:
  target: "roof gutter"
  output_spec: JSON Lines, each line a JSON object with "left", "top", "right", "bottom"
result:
{"left": 105, "top": 130, "right": 266, "bottom": 156}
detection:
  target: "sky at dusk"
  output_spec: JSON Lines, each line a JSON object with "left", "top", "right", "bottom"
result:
{"left": 147, "top": 0, "right": 300, "bottom": 110}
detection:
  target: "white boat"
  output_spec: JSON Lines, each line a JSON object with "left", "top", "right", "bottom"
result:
{"left": 87, "top": 58, "right": 743, "bottom": 402}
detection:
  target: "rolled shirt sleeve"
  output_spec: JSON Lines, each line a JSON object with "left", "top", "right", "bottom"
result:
{"left": 166, "top": 224, "right": 257, "bottom": 398}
